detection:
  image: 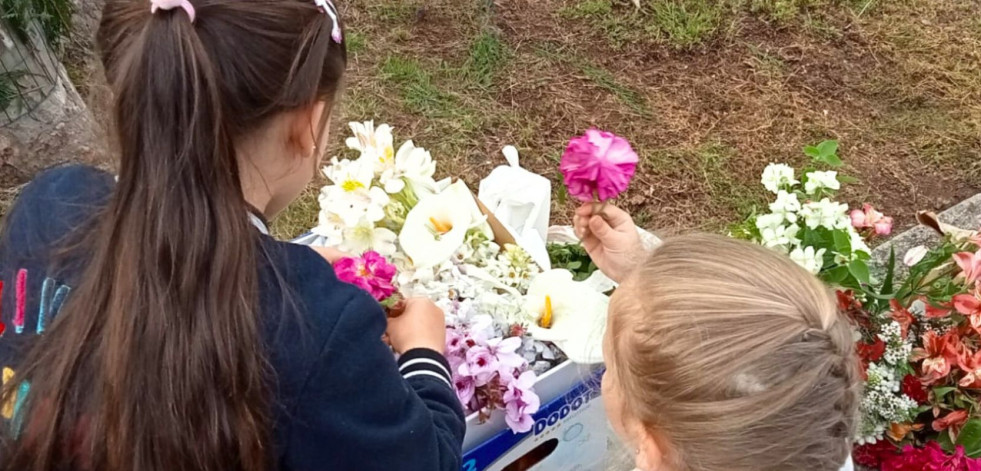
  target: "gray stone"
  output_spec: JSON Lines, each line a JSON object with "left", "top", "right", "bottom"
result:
{"left": 871, "top": 193, "right": 981, "bottom": 278}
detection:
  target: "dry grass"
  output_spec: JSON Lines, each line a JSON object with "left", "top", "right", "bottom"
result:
{"left": 267, "top": 0, "right": 981, "bottom": 240}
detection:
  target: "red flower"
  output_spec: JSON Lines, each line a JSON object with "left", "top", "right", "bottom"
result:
{"left": 959, "top": 349, "right": 981, "bottom": 389}
{"left": 837, "top": 290, "right": 871, "bottom": 329}
{"left": 857, "top": 337, "right": 886, "bottom": 378}
{"left": 912, "top": 331, "right": 960, "bottom": 385}
{"left": 902, "top": 374, "right": 929, "bottom": 404}
{"left": 890, "top": 299, "right": 916, "bottom": 339}
{"left": 954, "top": 289, "right": 981, "bottom": 333}
{"left": 882, "top": 442, "right": 981, "bottom": 471}
{"left": 933, "top": 409, "right": 969, "bottom": 436}
{"left": 924, "top": 299, "right": 953, "bottom": 319}
{"left": 854, "top": 440, "right": 900, "bottom": 468}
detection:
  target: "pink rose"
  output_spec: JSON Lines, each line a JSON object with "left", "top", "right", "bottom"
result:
{"left": 559, "top": 129, "right": 638, "bottom": 202}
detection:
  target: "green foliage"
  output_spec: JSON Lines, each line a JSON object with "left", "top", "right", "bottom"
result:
{"left": 1, "top": 0, "right": 73, "bottom": 47}
{"left": 804, "top": 140, "right": 843, "bottom": 167}
{"left": 547, "top": 243, "right": 599, "bottom": 281}
{"left": 464, "top": 31, "right": 510, "bottom": 89}
{"left": 958, "top": 419, "right": 981, "bottom": 458}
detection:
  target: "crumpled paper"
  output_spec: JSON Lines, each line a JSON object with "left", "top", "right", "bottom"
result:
{"left": 477, "top": 146, "right": 552, "bottom": 270}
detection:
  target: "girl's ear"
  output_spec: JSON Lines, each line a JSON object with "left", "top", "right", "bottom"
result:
{"left": 286, "top": 102, "right": 328, "bottom": 158}
{"left": 634, "top": 425, "right": 666, "bottom": 471}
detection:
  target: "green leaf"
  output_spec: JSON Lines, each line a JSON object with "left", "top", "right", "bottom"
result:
{"left": 934, "top": 386, "right": 958, "bottom": 399}
{"left": 939, "top": 428, "right": 957, "bottom": 453}
{"left": 825, "top": 266, "right": 850, "bottom": 284}
{"left": 833, "top": 230, "right": 851, "bottom": 255}
{"left": 957, "top": 419, "right": 981, "bottom": 458}
{"left": 817, "top": 140, "right": 838, "bottom": 156}
{"left": 804, "top": 146, "right": 821, "bottom": 159}
{"left": 848, "top": 260, "right": 871, "bottom": 285}
{"left": 837, "top": 174, "right": 860, "bottom": 184}
{"left": 567, "top": 261, "right": 582, "bottom": 270}
{"left": 881, "top": 247, "right": 896, "bottom": 297}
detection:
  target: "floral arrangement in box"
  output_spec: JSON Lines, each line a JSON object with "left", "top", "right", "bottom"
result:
{"left": 737, "top": 140, "right": 981, "bottom": 469}
{"left": 312, "top": 122, "right": 617, "bottom": 433}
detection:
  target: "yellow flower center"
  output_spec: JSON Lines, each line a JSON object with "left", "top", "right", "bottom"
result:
{"left": 380, "top": 146, "right": 394, "bottom": 164}
{"left": 342, "top": 179, "right": 365, "bottom": 192}
{"left": 429, "top": 217, "right": 453, "bottom": 235}
{"left": 538, "top": 295, "right": 553, "bottom": 329}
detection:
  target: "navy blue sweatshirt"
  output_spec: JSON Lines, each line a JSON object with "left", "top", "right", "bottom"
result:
{"left": 0, "top": 165, "right": 465, "bottom": 470}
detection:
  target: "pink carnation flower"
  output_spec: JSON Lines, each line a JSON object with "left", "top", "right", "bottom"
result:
{"left": 503, "top": 370, "right": 540, "bottom": 433}
{"left": 559, "top": 129, "right": 638, "bottom": 202}
{"left": 333, "top": 251, "right": 397, "bottom": 301}
{"left": 850, "top": 203, "right": 893, "bottom": 236}
{"left": 882, "top": 442, "right": 981, "bottom": 471}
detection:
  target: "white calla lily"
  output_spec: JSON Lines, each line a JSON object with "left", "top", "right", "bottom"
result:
{"left": 524, "top": 269, "right": 608, "bottom": 364}
{"left": 399, "top": 181, "right": 488, "bottom": 268}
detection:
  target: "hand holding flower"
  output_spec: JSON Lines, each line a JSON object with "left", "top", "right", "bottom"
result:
{"left": 573, "top": 203, "right": 645, "bottom": 283}
{"left": 387, "top": 297, "right": 447, "bottom": 354}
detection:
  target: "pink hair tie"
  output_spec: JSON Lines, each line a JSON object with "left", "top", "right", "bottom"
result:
{"left": 314, "top": 0, "right": 343, "bottom": 43}
{"left": 150, "top": 0, "right": 196, "bottom": 22}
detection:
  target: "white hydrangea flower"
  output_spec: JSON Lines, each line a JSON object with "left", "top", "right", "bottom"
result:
{"left": 768, "top": 191, "right": 801, "bottom": 223}
{"left": 804, "top": 171, "right": 841, "bottom": 195}
{"left": 761, "top": 164, "right": 799, "bottom": 193}
{"left": 789, "top": 246, "right": 825, "bottom": 274}
{"left": 799, "top": 198, "right": 850, "bottom": 230}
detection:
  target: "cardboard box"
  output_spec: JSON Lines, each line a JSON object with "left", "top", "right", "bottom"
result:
{"left": 462, "top": 364, "right": 608, "bottom": 471}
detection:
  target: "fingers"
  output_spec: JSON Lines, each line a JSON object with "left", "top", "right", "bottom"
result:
{"left": 595, "top": 204, "right": 633, "bottom": 229}
{"left": 588, "top": 212, "right": 615, "bottom": 239}
{"left": 311, "top": 245, "right": 349, "bottom": 263}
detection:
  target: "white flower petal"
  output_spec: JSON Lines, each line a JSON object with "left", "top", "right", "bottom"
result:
{"left": 524, "top": 269, "right": 609, "bottom": 364}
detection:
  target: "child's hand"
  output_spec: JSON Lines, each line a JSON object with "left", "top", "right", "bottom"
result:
{"left": 573, "top": 203, "right": 645, "bottom": 283}
{"left": 386, "top": 297, "right": 446, "bottom": 354}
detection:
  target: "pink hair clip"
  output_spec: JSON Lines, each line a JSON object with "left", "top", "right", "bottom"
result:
{"left": 314, "top": 0, "right": 343, "bottom": 43}
{"left": 150, "top": 0, "right": 196, "bottom": 22}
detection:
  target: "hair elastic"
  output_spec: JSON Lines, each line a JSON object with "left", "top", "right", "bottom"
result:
{"left": 150, "top": 0, "right": 196, "bottom": 23}
{"left": 314, "top": 0, "right": 343, "bottom": 43}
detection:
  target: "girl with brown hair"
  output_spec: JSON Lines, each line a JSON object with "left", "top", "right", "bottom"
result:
{"left": 574, "top": 204, "right": 860, "bottom": 471}
{"left": 0, "top": 1, "right": 463, "bottom": 470}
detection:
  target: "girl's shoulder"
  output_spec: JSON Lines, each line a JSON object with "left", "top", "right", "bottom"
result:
{"left": 2, "top": 165, "right": 114, "bottom": 259}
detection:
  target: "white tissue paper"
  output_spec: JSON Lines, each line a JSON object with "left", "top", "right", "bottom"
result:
{"left": 478, "top": 146, "right": 553, "bottom": 270}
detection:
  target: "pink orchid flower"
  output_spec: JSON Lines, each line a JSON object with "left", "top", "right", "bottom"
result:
{"left": 850, "top": 204, "right": 893, "bottom": 236}
{"left": 559, "top": 129, "right": 638, "bottom": 202}
{"left": 333, "top": 251, "right": 398, "bottom": 301}
{"left": 454, "top": 374, "right": 476, "bottom": 405}
{"left": 503, "top": 371, "right": 540, "bottom": 433}
{"left": 954, "top": 251, "right": 981, "bottom": 285}
{"left": 485, "top": 337, "right": 526, "bottom": 373}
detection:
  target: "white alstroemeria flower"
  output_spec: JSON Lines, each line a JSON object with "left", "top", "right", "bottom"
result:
{"left": 312, "top": 207, "right": 345, "bottom": 241}
{"left": 319, "top": 184, "right": 390, "bottom": 227}
{"left": 904, "top": 245, "right": 929, "bottom": 267}
{"left": 790, "top": 246, "right": 826, "bottom": 275}
{"left": 761, "top": 164, "right": 799, "bottom": 194}
{"left": 379, "top": 140, "right": 438, "bottom": 194}
{"left": 768, "top": 191, "right": 800, "bottom": 223}
{"left": 804, "top": 171, "right": 841, "bottom": 195}
{"left": 345, "top": 121, "right": 395, "bottom": 175}
{"left": 399, "top": 181, "right": 487, "bottom": 268}
{"left": 524, "top": 269, "right": 609, "bottom": 364}
{"left": 340, "top": 218, "right": 397, "bottom": 256}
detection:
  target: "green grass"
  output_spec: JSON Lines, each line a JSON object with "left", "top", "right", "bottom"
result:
{"left": 270, "top": 186, "right": 320, "bottom": 240}
{"left": 372, "top": 2, "right": 418, "bottom": 22}
{"left": 646, "top": 0, "right": 724, "bottom": 47}
{"left": 380, "top": 56, "right": 456, "bottom": 116}
{"left": 464, "top": 31, "right": 510, "bottom": 89}
{"left": 345, "top": 31, "right": 368, "bottom": 55}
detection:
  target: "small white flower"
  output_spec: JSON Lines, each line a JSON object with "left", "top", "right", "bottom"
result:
{"left": 761, "top": 163, "right": 799, "bottom": 193}
{"left": 757, "top": 214, "right": 800, "bottom": 250}
{"left": 319, "top": 184, "right": 390, "bottom": 227}
{"left": 379, "top": 140, "right": 438, "bottom": 195}
{"left": 849, "top": 228, "right": 872, "bottom": 256}
{"left": 799, "top": 198, "right": 850, "bottom": 230}
{"left": 312, "top": 208, "right": 345, "bottom": 240}
{"left": 804, "top": 171, "right": 841, "bottom": 195}
{"left": 345, "top": 121, "right": 395, "bottom": 175}
{"left": 340, "top": 218, "right": 397, "bottom": 256}
{"left": 768, "top": 191, "right": 801, "bottom": 223}
{"left": 789, "top": 246, "right": 826, "bottom": 274}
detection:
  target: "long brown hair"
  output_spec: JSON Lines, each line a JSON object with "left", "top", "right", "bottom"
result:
{"left": 611, "top": 234, "right": 859, "bottom": 471}
{"left": 0, "top": 1, "right": 345, "bottom": 469}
